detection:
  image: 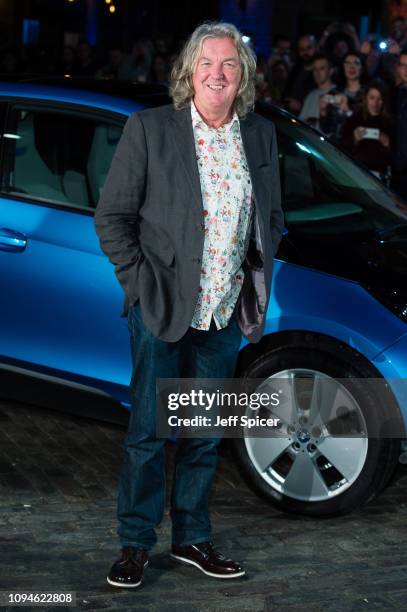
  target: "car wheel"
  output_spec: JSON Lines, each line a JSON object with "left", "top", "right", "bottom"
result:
{"left": 232, "top": 342, "right": 401, "bottom": 516}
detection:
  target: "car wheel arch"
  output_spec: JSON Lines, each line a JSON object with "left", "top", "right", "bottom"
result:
{"left": 232, "top": 330, "right": 404, "bottom": 515}
{"left": 235, "top": 329, "right": 405, "bottom": 442}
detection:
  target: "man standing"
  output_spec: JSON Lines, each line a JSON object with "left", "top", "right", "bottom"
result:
{"left": 284, "top": 34, "right": 317, "bottom": 114}
{"left": 94, "top": 21, "right": 284, "bottom": 589}
{"left": 299, "top": 54, "right": 336, "bottom": 127}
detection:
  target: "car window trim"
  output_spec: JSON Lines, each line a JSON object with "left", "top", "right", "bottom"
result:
{"left": 0, "top": 96, "right": 128, "bottom": 216}
{"left": 0, "top": 101, "right": 11, "bottom": 195}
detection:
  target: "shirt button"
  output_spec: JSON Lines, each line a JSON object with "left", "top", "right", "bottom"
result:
{"left": 192, "top": 257, "right": 201, "bottom": 264}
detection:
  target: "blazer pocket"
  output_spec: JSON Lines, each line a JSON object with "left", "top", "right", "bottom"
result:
{"left": 145, "top": 244, "right": 175, "bottom": 267}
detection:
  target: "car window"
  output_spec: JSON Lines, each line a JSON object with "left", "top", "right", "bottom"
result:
{"left": 2, "top": 104, "right": 124, "bottom": 210}
{"left": 256, "top": 105, "right": 407, "bottom": 236}
{"left": 275, "top": 117, "right": 407, "bottom": 232}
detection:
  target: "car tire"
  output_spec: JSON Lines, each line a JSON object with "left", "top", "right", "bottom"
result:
{"left": 232, "top": 341, "right": 401, "bottom": 516}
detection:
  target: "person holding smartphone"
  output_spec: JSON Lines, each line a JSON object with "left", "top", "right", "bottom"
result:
{"left": 341, "top": 80, "right": 393, "bottom": 179}
{"left": 299, "top": 53, "right": 336, "bottom": 128}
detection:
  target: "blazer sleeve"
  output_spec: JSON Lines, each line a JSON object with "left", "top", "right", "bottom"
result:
{"left": 94, "top": 112, "right": 147, "bottom": 299}
{"left": 269, "top": 123, "right": 285, "bottom": 258}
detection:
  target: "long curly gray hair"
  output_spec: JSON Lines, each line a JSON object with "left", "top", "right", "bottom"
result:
{"left": 169, "top": 22, "right": 257, "bottom": 118}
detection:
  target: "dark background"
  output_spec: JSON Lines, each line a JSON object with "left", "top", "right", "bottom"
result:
{"left": 0, "top": 0, "right": 388, "bottom": 58}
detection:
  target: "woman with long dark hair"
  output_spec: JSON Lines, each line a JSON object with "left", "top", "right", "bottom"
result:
{"left": 341, "top": 80, "right": 393, "bottom": 179}
{"left": 337, "top": 51, "right": 366, "bottom": 110}
{"left": 319, "top": 51, "right": 366, "bottom": 140}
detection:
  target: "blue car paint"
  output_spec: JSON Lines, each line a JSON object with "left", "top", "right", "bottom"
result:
{"left": 0, "top": 84, "right": 141, "bottom": 406}
{"left": 0, "top": 82, "right": 141, "bottom": 116}
{"left": 261, "top": 260, "right": 407, "bottom": 360}
{"left": 372, "top": 334, "right": 407, "bottom": 423}
{"left": 0, "top": 196, "right": 131, "bottom": 400}
{"left": 0, "top": 82, "right": 406, "bottom": 425}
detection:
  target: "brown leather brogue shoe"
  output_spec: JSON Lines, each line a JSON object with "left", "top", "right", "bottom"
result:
{"left": 170, "top": 541, "right": 245, "bottom": 578}
{"left": 107, "top": 547, "right": 149, "bottom": 588}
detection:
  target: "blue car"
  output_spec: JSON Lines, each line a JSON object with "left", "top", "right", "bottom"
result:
{"left": 0, "top": 77, "right": 406, "bottom": 516}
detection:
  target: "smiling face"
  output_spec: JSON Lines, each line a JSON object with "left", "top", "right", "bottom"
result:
{"left": 192, "top": 37, "right": 242, "bottom": 126}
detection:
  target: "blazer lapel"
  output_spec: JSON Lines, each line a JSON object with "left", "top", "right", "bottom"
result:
{"left": 169, "top": 106, "right": 203, "bottom": 213}
{"left": 239, "top": 114, "right": 267, "bottom": 208}
{"left": 240, "top": 114, "right": 268, "bottom": 255}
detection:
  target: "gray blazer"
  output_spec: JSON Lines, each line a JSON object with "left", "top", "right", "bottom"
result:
{"left": 94, "top": 103, "right": 284, "bottom": 343}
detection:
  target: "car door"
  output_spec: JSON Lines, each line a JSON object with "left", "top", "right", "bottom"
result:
{"left": 0, "top": 99, "right": 132, "bottom": 401}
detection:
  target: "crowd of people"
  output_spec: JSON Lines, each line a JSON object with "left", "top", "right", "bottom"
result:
{"left": 0, "top": 37, "right": 175, "bottom": 84}
{"left": 2, "top": 16, "right": 407, "bottom": 198}
{"left": 257, "top": 19, "right": 407, "bottom": 199}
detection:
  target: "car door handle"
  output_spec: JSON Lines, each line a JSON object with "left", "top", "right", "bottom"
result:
{"left": 0, "top": 228, "right": 27, "bottom": 252}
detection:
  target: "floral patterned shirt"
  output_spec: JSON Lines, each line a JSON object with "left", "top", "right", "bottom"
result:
{"left": 190, "top": 100, "right": 253, "bottom": 331}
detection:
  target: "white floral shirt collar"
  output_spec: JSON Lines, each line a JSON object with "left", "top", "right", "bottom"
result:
{"left": 191, "top": 99, "right": 239, "bottom": 133}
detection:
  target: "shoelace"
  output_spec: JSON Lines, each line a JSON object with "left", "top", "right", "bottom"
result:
{"left": 120, "top": 548, "right": 146, "bottom": 566}
{"left": 196, "top": 542, "right": 225, "bottom": 560}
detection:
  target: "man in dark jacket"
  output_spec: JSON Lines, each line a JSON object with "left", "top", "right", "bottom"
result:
{"left": 392, "top": 51, "right": 407, "bottom": 200}
{"left": 95, "top": 21, "right": 284, "bottom": 589}
{"left": 284, "top": 34, "right": 317, "bottom": 114}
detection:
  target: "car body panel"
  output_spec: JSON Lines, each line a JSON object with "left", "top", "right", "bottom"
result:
{"left": 0, "top": 82, "right": 142, "bottom": 116}
{"left": 0, "top": 197, "right": 132, "bottom": 398}
{"left": 260, "top": 260, "right": 407, "bottom": 358}
{"left": 0, "top": 80, "right": 406, "bottom": 429}
{"left": 372, "top": 333, "right": 407, "bottom": 424}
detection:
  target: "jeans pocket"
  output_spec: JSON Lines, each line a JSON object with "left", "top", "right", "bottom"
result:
{"left": 127, "top": 301, "right": 142, "bottom": 332}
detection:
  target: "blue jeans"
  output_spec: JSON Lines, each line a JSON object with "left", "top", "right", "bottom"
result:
{"left": 117, "top": 302, "right": 242, "bottom": 550}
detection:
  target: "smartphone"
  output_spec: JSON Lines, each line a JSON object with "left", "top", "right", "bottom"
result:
{"left": 324, "top": 94, "right": 341, "bottom": 105}
{"left": 362, "top": 127, "right": 380, "bottom": 139}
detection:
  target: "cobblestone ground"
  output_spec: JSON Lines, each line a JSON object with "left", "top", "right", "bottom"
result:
{"left": 0, "top": 400, "right": 407, "bottom": 612}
